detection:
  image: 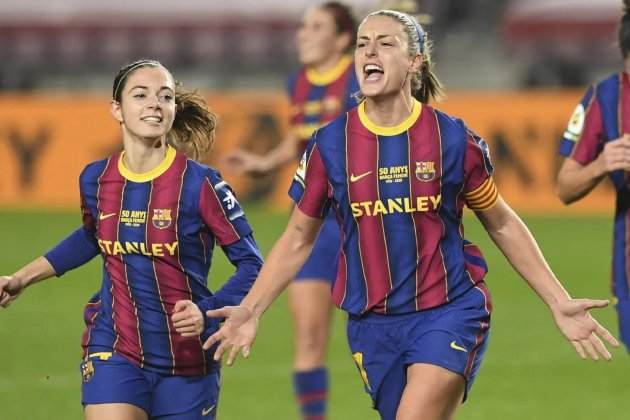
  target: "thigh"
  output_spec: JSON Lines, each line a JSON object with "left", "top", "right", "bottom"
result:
{"left": 84, "top": 404, "right": 148, "bottom": 420}
{"left": 295, "top": 213, "right": 340, "bottom": 283}
{"left": 288, "top": 281, "right": 334, "bottom": 330}
{"left": 151, "top": 370, "right": 220, "bottom": 420}
{"left": 404, "top": 287, "right": 491, "bottom": 400}
{"left": 81, "top": 353, "right": 151, "bottom": 415}
{"left": 347, "top": 318, "right": 406, "bottom": 420}
{"left": 396, "top": 363, "right": 465, "bottom": 420}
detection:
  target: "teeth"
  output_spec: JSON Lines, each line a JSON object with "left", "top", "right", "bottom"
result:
{"left": 143, "top": 117, "right": 162, "bottom": 122}
{"left": 364, "top": 64, "right": 383, "bottom": 72}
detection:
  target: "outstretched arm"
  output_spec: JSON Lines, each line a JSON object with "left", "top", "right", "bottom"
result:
{"left": 0, "top": 226, "right": 100, "bottom": 308}
{"left": 223, "top": 132, "right": 299, "bottom": 176}
{"left": 203, "top": 207, "right": 323, "bottom": 365}
{"left": 475, "top": 197, "right": 619, "bottom": 359}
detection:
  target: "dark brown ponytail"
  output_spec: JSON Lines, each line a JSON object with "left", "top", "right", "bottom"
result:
{"left": 620, "top": 0, "right": 630, "bottom": 58}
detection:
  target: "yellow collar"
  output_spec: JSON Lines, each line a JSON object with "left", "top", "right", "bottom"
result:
{"left": 358, "top": 99, "right": 422, "bottom": 136}
{"left": 118, "top": 145, "right": 176, "bottom": 182}
{"left": 305, "top": 55, "right": 353, "bottom": 86}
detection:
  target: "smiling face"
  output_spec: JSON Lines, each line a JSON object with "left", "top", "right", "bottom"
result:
{"left": 111, "top": 65, "right": 176, "bottom": 143}
{"left": 355, "top": 15, "right": 419, "bottom": 100}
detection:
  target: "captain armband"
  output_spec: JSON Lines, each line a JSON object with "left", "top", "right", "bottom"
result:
{"left": 465, "top": 178, "right": 499, "bottom": 211}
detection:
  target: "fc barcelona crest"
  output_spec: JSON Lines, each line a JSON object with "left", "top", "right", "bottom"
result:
{"left": 152, "top": 209, "right": 172, "bottom": 229}
{"left": 415, "top": 161, "right": 436, "bottom": 182}
{"left": 81, "top": 360, "right": 94, "bottom": 383}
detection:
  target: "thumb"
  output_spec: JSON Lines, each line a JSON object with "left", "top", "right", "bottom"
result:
{"left": 579, "top": 299, "right": 609, "bottom": 310}
{"left": 206, "top": 307, "right": 230, "bottom": 319}
{"left": 173, "top": 300, "right": 191, "bottom": 313}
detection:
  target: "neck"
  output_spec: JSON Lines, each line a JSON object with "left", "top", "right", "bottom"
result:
{"left": 121, "top": 134, "right": 167, "bottom": 173}
{"left": 309, "top": 52, "right": 346, "bottom": 75}
{"left": 363, "top": 90, "right": 415, "bottom": 127}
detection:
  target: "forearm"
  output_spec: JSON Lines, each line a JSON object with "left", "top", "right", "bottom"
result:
{"left": 241, "top": 223, "right": 317, "bottom": 318}
{"left": 556, "top": 158, "right": 604, "bottom": 204}
{"left": 12, "top": 256, "right": 57, "bottom": 288}
{"left": 481, "top": 204, "right": 570, "bottom": 307}
{"left": 260, "top": 136, "right": 298, "bottom": 172}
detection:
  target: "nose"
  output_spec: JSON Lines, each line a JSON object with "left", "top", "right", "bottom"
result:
{"left": 365, "top": 41, "right": 377, "bottom": 57}
{"left": 147, "top": 95, "right": 161, "bottom": 108}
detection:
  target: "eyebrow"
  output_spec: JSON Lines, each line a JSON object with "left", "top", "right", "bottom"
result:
{"left": 358, "top": 34, "right": 394, "bottom": 40}
{"left": 129, "top": 85, "right": 174, "bottom": 92}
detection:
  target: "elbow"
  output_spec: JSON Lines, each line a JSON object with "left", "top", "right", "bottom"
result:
{"left": 555, "top": 182, "right": 575, "bottom": 206}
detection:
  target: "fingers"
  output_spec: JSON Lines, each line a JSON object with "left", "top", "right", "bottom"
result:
{"left": 226, "top": 344, "right": 240, "bottom": 366}
{"left": 571, "top": 340, "right": 587, "bottom": 360}
{"left": 578, "top": 299, "right": 609, "bottom": 311}
{"left": 206, "top": 307, "right": 229, "bottom": 319}
{"left": 173, "top": 300, "right": 190, "bottom": 313}
{"left": 589, "top": 334, "right": 612, "bottom": 361}
{"left": 203, "top": 330, "right": 223, "bottom": 351}
{"left": 580, "top": 337, "right": 600, "bottom": 361}
{"left": 595, "top": 322, "right": 620, "bottom": 348}
{"left": 0, "top": 292, "right": 11, "bottom": 308}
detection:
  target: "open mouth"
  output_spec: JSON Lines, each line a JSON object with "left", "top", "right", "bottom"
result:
{"left": 364, "top": 64, "right": 384, "bottom": 81}
{"left": 141, "top": 116, "right": 163, "bottom": 124}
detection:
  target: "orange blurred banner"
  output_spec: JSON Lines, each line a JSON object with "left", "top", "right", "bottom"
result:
{"left": 0, "top": 90, "right": 616, "bottom": 214}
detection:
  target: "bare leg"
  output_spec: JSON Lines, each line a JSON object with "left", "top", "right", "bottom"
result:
{"left": 85, "top": 403, "right": 148, "bottom": 420}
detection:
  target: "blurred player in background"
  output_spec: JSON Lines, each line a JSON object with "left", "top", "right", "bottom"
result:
{"left": 204, "top": 9, "right": 619, "bottom": 420}
{"left": 0, "top": 59, "right": 263, "bottom": 420}
{"left": 557, "top": 0, "right": 630, "bottom": 354}
{"left": 224, "top": 3, "right": 357, "bottom": 419}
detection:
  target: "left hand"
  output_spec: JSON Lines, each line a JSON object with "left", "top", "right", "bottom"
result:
{"left": 171, "top": 300, "right": 204, "bottom": 337}
{"left": 550, "top": 298, "right": 619, "bottom": 360}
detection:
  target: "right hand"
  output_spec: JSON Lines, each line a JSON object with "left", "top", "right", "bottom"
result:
{"left": 222, "top": 149, "right": 269, "bottom": 176}
{"left": 595, "top": 134, "right": 630, "bottom": 175}
{"left": 0, "top": 275, "right": 25, "bottom": 308}
{"left": 202, "top": 305, "right": 259, "bottom": 366}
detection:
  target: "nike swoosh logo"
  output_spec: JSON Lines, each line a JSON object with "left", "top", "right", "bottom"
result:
{"left": 99, "top": 212, "right": 117, "bottom": 221}
{"left": 202, "top": 404, "right": 216, "bottom": 416}
{"left": 350, "top": 171, "right": 372, "bottom": 183}
{"left": 450, "top": 341, "right": 467, "bottom": 353}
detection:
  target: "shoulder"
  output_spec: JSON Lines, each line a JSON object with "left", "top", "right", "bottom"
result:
{"left": 184, "top": 159, "right": 222, "bottom": 185}
{"left": 431, "top": 107, "right": 469, "bottom": 137}
{"left": 79, "top": 156, "right": 112, "bottom": 185}
{"left": 314, "top": 113, "right": 349, "bottom": 146}
{"left": 595, "top": 72, "right": 621, "bottom": 90}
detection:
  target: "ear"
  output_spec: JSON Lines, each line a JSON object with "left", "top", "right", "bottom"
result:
{"left": 410, "top": 53, "right": 422, "bottom": 73}
{"left": 335, "top": 32, "right": 352, "bottom": 54}
{"left": 110, "top": 100, "right": 123, "bottom": 123}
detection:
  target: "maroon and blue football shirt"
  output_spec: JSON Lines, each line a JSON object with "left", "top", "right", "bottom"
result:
{"left": 289, "top": 100, "right": 497, "bottom": 315}
{"left": 57, "top": 146, "right": 259, "bottom": 376}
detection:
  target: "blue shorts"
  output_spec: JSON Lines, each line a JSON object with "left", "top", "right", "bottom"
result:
{"left": 295, "top": 211, "right": 340, "bottom": 283}
{"left": 81, "top": 352, "right": 220, "bottom": 419}
{"left": 615, "top": 299, "right": 630, "bottom": 352}
{"left": 347, "top": 285, "right": 491, "bottom": 420}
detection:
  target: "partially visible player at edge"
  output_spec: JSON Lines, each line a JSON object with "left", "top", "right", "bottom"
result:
{"left": 557, "top": 0, "right": 630, "bottom": 354}
{"left": 224, "top": 3, "right": 358, "bottom": 419}
{"left": 204, "top": 10, "right": 619, "bottom": 420}
{"left": 0, "top": 59, "right": 262, "bottom": 420}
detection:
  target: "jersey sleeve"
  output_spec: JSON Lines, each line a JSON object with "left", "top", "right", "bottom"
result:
{"left": 199, "top": 171, "right": 252, "bottom": 246}
{"left": 463, "top": 130, "right": 499, "bottom": 211}
{"left": 288, "top": 133, "right": 332, "bottom": 219}
{"left": 559, "top": 85, "right": 604, "bottom": 165}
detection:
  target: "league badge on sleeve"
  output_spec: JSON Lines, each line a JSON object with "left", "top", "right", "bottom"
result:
{"left": 152, "top": 209, "right": 172, "bottom": 229}
{"left": 564, "top": 103, "right": 585, "bottom": 142}
{"left": 294, "top": 151, "right": 307, "bottom": 187}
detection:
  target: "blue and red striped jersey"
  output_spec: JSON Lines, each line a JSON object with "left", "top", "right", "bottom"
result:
{"left": 559, "top": 71, "right": 630, "bottom": 300}
{"left": 79, "top": 146, "right": 254, "bottom": 375}
{"left": 289, "top": 99, "right": 496, "bottom": 315}
{"left": 287, "top": 55, "right": 360, "bottom": 156}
